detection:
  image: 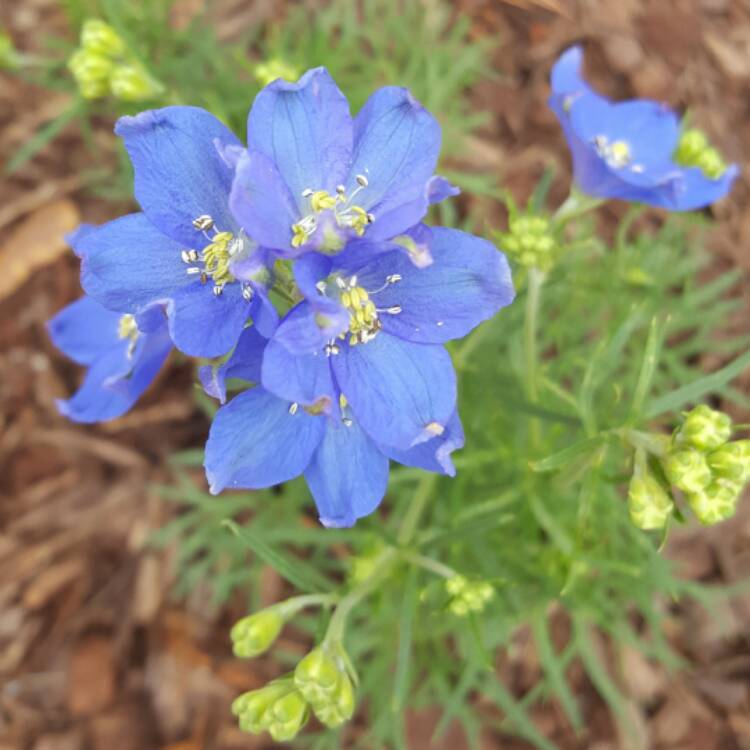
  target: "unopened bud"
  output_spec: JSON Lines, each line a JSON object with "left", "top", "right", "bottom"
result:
{"left": 687, "top": 479, "right": 741, "bottom": 526}
{"left": 110, "top": 63, "right": 164, "bottom": 101}
{"left": 231, "top": 608, "right": 283, "bottom": 658}
{"left": 68, "top": 49, "right": 113, "bottom": 99}
{"left": 294, "top": 646, "right": 342, "bottom": 705}
{"left": 80, "top": 19, "right": 125, "bottom": 56}
{"left": 677, "top": 405, "right": 732, "bottom": 452}
{"left": 674, "top": 128, "right": 728, "bottom": 179}
{"left": 233, "top": 680, "right": 288, "bottom": 734}
{"left": 312, "top": 673, "right": 356, "bottom": 728}
{"left": 708, "top": 440, "right": 750, "bottom": 484}
{"left": 628, "top": 472, "right": 673, "bottom": 530}
{"left": 445, "top": 576, "right": 494, "bottom": 616}
{"left": 267, "top": 688, "right": 309, "bottom": 742}
{"left": 662, "top": 449, "right": 712, "bottom": 493}
{"left": 500, "top": 213, "right": 557, "bottom": 272}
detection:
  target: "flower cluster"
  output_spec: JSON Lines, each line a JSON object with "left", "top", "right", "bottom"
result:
{"left": 50, "top": 67, "right": 515, "bottom": 528}
{"left": 68, "top": 19, "right": 163, "bottom": 101}
{"left": 628, "top": 406, "right": 750, "bottom": 529}
{"left": 549, "top": 46, "right": 738, "bottom": 211}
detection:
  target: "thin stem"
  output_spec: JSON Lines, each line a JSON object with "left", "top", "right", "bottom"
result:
{"left": 324, "top": 547, "right": 398, "bottom": 645}
{"left": 524, "top": 267, "right": 545, "bottom": 450}
{"left": 397, "top": 473, "right": 437, "bottom": 546}
{"left": 400, "top": 550, "right": 457, "bottom": 579}
{"left": 277, "top": 593, "right": 338, "bottom": 619}
{"left": 553, "top": 191, "right": 605, "bottom": 225}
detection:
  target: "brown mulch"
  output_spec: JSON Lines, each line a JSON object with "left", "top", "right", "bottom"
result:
{"left": 1, "top": 1, "right": 750, "bottom": 748}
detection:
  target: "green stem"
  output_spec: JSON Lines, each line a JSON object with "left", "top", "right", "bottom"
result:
{"left": 324, "top": 547, "right": 398, "bottom": 645}
{"left": 397, "top": 473, "right": 437, "bottom": 546}
{"left": 277, "top": 593, "right": 338, "bottom": 619}
{"left": 553, "top": 191, "right": 605, "bottom": 225}
{"left": 400, "top": 550, "right": 457, "bottom": 579}
{"left": 524, "top": 267, "right": 545, "bottom": 450}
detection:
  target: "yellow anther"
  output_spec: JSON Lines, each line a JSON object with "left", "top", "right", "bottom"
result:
{"left": 310, "top": 190, "right": 337, "bottom": 213}
{"left": 609, "top": 140, "right": 631, "bottom": 165}
{"left": 117, "top": 314, "right": 138, "bottom": 341}
{"left": 340, "top": 290, "right": 352, "bottom": 308}
{"left": 339, "top": 394, "right": 348, "bottom": 409}
{"left": 291, "top": 223, "right": 310, "bottom": 248}
{"left": 347, "top": 206, "right": 369, "bottom": 236}
{"left": 197, "top": 231, "right": 237, "bottom": 292}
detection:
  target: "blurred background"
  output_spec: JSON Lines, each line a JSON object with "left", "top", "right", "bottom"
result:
{"left": 1, "top": 1, "right": 750, "bottom": 748}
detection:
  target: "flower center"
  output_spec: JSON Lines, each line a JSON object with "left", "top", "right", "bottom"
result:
{"left": 318, "top": 273, "right": 403, "bottom": 355}
{"left": 117, "top": 313, "right": 139, "bottom": 357}
{"left": 291, "top": 175, "right": 375, "bottom": 249}
{"left": 592, "top": 135, "right": 633, "bottom": 169}
{"left": 181, "top": 215, "right": 253, "bottom": 300}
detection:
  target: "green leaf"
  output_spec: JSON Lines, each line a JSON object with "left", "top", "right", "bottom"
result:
{"left": 628, "top": 315, "right": 665, "bottom": 422}
{"left": 221, "top": 519, "right": 332, "bottom": 594}
{"left": 646, "top": 347, "right": 750, "bottom": 419}
{"left": 391, "top": 567, "right": 418, "bottom": 712}
{"left": 530, "top": 435, "right": 603, "bottom": 473}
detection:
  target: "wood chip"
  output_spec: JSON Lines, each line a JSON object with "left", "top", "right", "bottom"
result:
{"left": 23, "top": 557, "right": 87, "bottom": 610}
{"left": 0, "top": 199, "right": 79, "bottom": 302}
{"left": 66, "top": 633, "right": 118, "bottom": 716}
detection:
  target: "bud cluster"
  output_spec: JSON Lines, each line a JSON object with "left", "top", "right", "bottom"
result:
{"left": 232, "top": 677, "right": 309, "bottom": 742}
{"left": 230, "top": 607, "right": 284, "bottom": 658}
{"left": 444, "top": 575, "right": 494, "bottom": 616}
{"left": 674, "top": 129, "right": 728, "bottom": 180}
{"left": 662, "top": 406, "right": 749, "bottom": 525}
{"left": 68, "top": 19, "right": 164, "bottom": 101}
{"left": 499, "top": 214, "right": 557, "bottom": 273}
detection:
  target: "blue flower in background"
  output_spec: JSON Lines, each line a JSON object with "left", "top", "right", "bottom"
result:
{"left": 77, "top": 106, "right": 278, "bottom": 358}
{"left": 229, "top": 67, "right": 458, "bottom": 258}
{"left": 549, "top": 46, "right": 738, "bottom": 211}
{"left": 48, "top": 296, "right": 171, "bottom": 423}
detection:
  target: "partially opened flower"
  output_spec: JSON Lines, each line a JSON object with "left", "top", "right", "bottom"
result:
{"left": 260, "top": 227, "right": 515, "bottom": 451}
{"left": 229, "top": 67, "right": 458, "bottom": 259}
{"left": 549, "top": 46, "right": 738, "bottom": 211}
{"left": 48, "top": 296, "right": 171, "bottom": 423}
{"left": 78, "top": 106, "right": 278, "bottom": 358}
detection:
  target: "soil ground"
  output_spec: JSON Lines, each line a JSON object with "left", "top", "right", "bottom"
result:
{"left": 1, "top": 1, "right": 750, "bottom": 748}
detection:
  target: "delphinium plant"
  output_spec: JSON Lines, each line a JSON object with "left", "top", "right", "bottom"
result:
{"left": 37, "top": 10, "right": 749, "bottom": 750}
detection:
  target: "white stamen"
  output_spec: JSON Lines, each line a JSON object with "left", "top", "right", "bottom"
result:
{"left": 289, "top": 402, "right": 299, "bottom": 415}
{"left": 186, "top": 267, "right": 201, "bottom": 275}
{"left": 213, "top": 285, "right": 223, "bottom": 296}
{"left": 356, "top": 174, "right": 368, "bottom": 187}
{"left": 342, "top": 417, "right": 353, "bottom": 427}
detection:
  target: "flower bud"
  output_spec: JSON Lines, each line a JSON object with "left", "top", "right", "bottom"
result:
{"left": 676, "top": 405, "right": 732, "bottom": 452}
{"left": 267, "top": 687, "right": 309, "bottom": 742}
{"left": 0, "top": 30, "right": 19, "bottom": 70}
{"left": 68, "top": 49, "right": 113, "bottom": 99}
{"left": 80, "top": 19, "right": 125, "bottom": 56}
{"left": 231, "top": 608, "right": 284, "bottom": 658}
{"left": 627, "top": 472, "right": 673, "bottom": 530}
{"left": 662, "top": 449, "right": 711, "bottom": 493}
{"left": 500, "top": 214, "right": 557, "bottom": 272}
{"left": 687, "top": 479, "right": 741, "bottom": 526}
{"left": 312, "top": 673, "right": 356, "bottom": 728}
{"left": 254, "top": 58, "right": 300, "bottom": 87}
{"left": 445, "top": 575, "right": 467, "bottom": 596}
{"left": 110, "top": 63, "right": 164, "bottom": 101}
{"left": 294, "top": 646, "right": 342, "bottom": 705}
{"left": 232, "top": 680, "right": 290, "bottom": 734}
{"left": 445, "top": 576, "right": 494, "bottom": 615}
{"left": 708, "top": 440, "right": 750, "bottom": 484}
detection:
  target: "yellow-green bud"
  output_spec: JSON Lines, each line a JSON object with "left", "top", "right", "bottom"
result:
{"left": 254, "top": 58, "right": 300, "bottom": 87}
{"left": 445, "top": 576, "right": 494, "bottom": 616}
{"left": 708, "top": 440, "right": 750, "bottom": 483}
{"left": 662, "top": 449, "right": 712, "bottom": 493}
{"left": 231, "top": 608, "right": 283, "bottom": 658}
{"left": 0, "top": 30, "right": 19, "bottom": 70}
{"left": 677, "top": 405, "right": 732, "bottom": 452}
{"left": 312, "top": 673, "right": 356, "bottom": 728}
{"left": 68, "top": 48, "right": 113, "bottom": 99}
{"left": 294, "top": 646, "right": 342, "bottom": 705}
{"left": 445, "top": 575, "right": 467, "bottom": 596}
{"left": 500, "top": 214, "right": 557, "bottom": 272}
{"left": 687, "top": 479, "right": 741, "bottom": 525}
{"left": 674, "top": 129, "right": 727, "bottom": 179}
{"left": 628, "top": 472, "right": 673, "bottom": 530}
{"left": 267, "top": 688, "right": 308, "bottom": 742}
{"left": 110, "top": 63, "right": 164, "bottom": 101}
{"left": 80, "top": 19, "right": 125, "bottom": 56}
{"left": 233, "top": 680, "right": 289, "bottom": 734}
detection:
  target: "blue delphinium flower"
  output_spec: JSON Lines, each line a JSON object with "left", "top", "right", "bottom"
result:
{"left": 48, "top": 295, "right": 171, "bottom": 422}
{"left": 201, "top": 226, "right": 513, "bottom": 526}
{"left": 202, "top": 333, "right": 465, "bottom": 528}
{"left": 229, "top": 67, "right": 458, "bottom": 260}
{"left": 77, "top": 106, "right": 278, "bottom": 358}
{"left": 549, "top": 46, "right": 738, "bottom": 211}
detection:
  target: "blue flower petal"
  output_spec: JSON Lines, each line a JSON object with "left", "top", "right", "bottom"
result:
{"left": 159, "top": 281, "right": 251, "bottom": 357}
{"left": 199, "top": 325, "right": 267, "bottom": 404}
{"left": 80, "top": 213, "right": 186, "bottom": 313}
{"left": 354, "top": 227, "right": 515, "bottom": 344}
{"left": 348, "top": 86, "right": 441, "bottom": 240}
{"left": 115, "top": 106, "right": 241, "bottom": 247}
{"left": 331, "top": 333, "right": 456, "bottom": 449}
{"left": 262, "top": 308, "right": 336, "bottom": 409}
{"left": 246, "top": 67, "right": 352, "bottom": 213}
{"left": 47, "top": 296, "right": 123, "bottom": 366}
{"left": 229, "top": 150, "right": 298, "bottom": 251}
{"left": 550, "top": 45, "right": 593, "bottom": 99}
{"left": 57, "top": 322, "right": 172, "bottom": 424}
{"left": 669, "top": 163, "right": 740, "bottom": 212}
{"left": 304, "top": 418, "right": 389, "bottom": 528}
{"left": 249, "top": 285, "right": 279, "bottom": 339}
{"left": 66, "top": 224, "right": 97, "bottom": 258}
{"left": 205, "top": 387, "right": 325, "bottom": 494}
{"left": 378, "top": 410, "right": 464, "bottom": 477}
